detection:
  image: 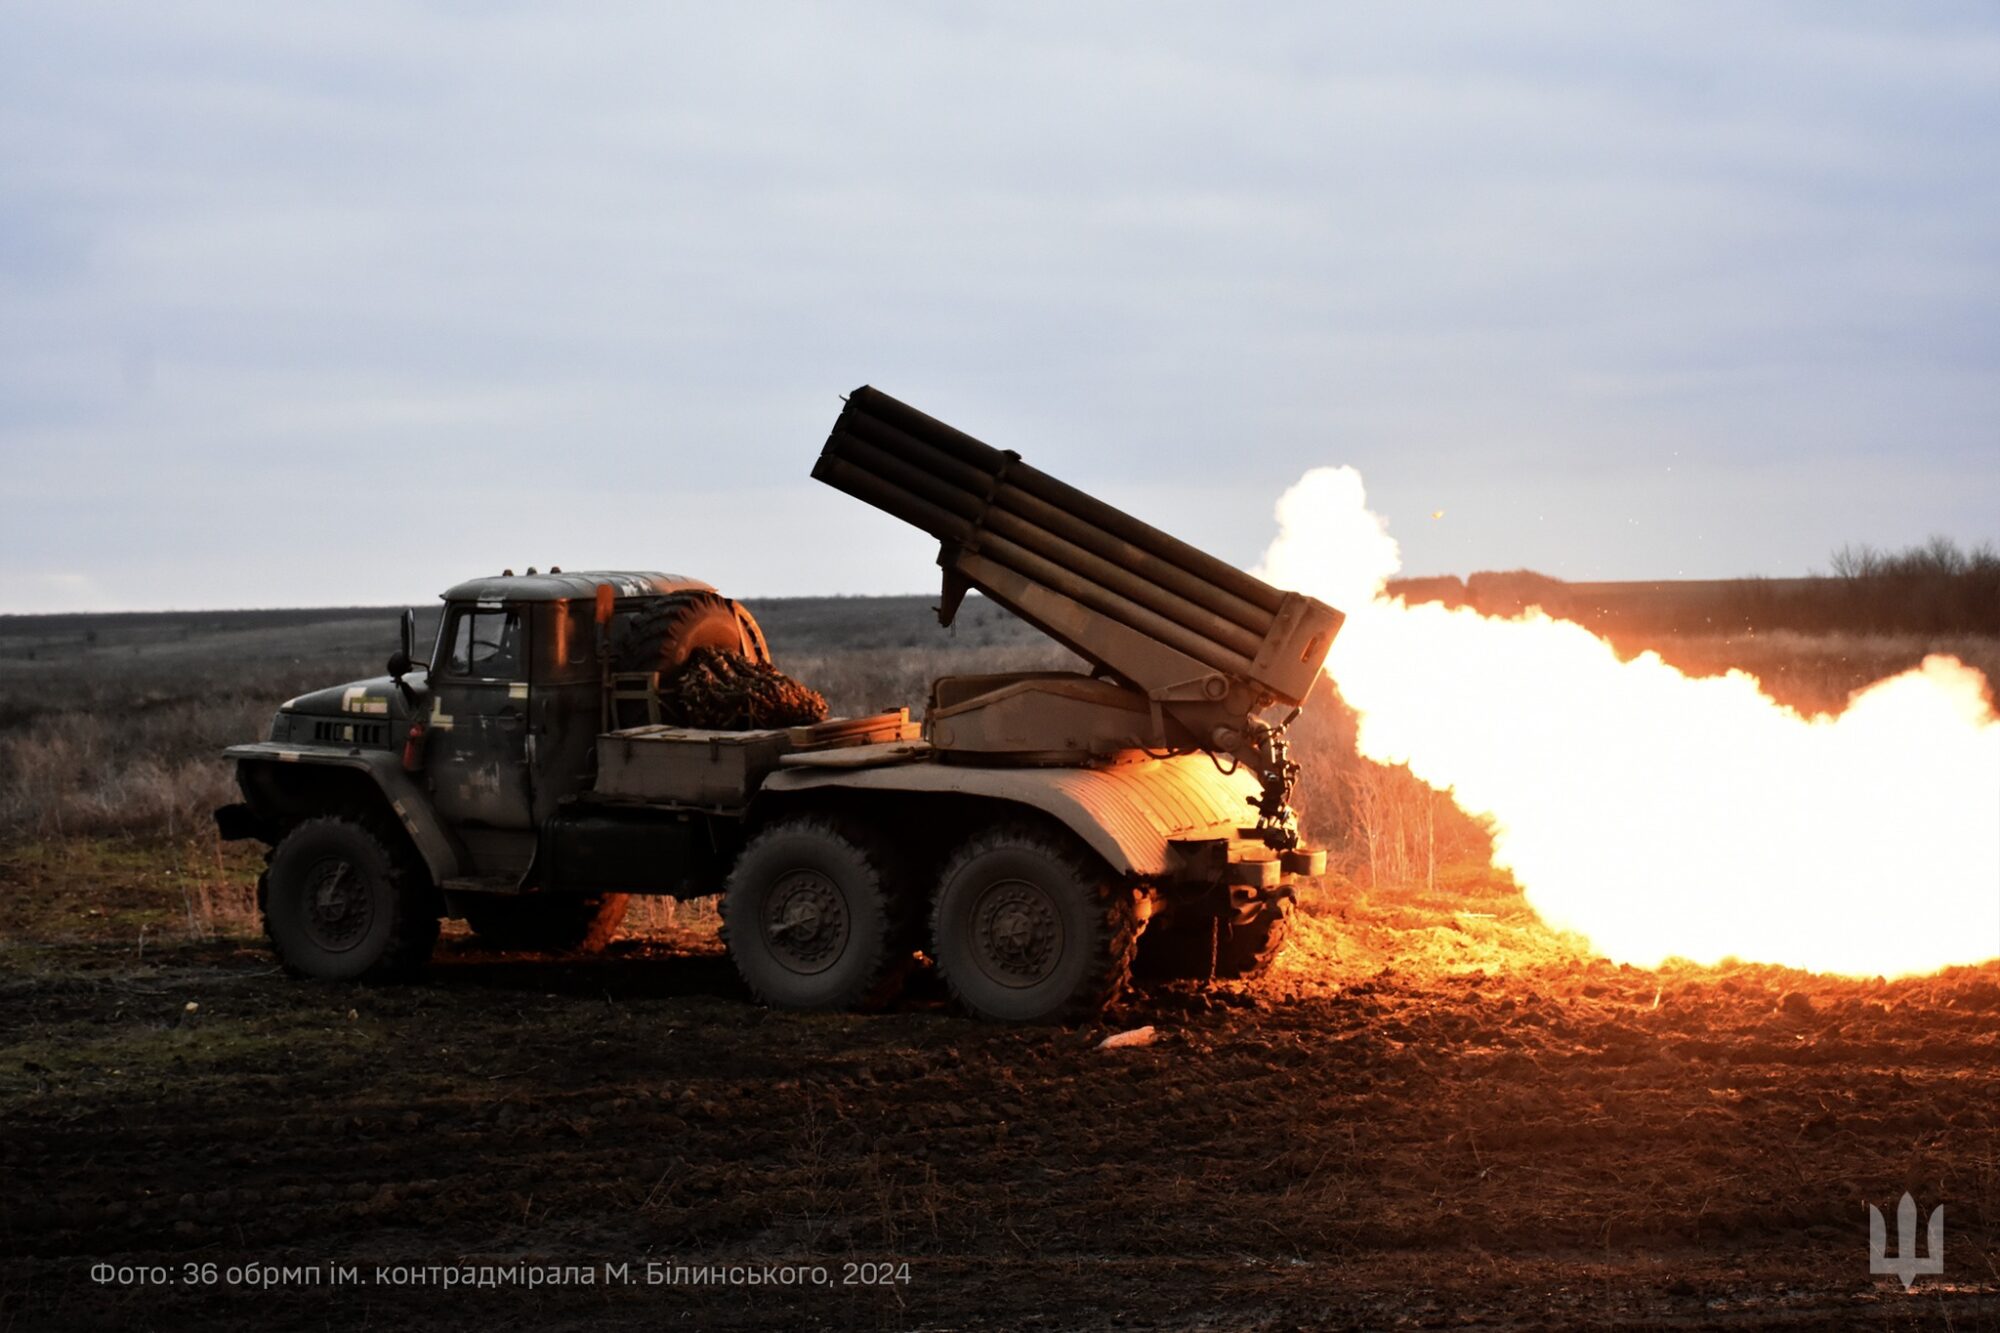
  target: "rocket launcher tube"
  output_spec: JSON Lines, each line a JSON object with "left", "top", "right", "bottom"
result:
{"left": 814, "top": 386, "right": 1344, "bottom": 713}
{"left": 850, "top": 388, "right": 1285, "bottom": 617}
{"left": 837, "top": 409, "right": 1274, "bottom": 635}
{"left": 822, "top": 430, "right": 1268, "bottom": 660}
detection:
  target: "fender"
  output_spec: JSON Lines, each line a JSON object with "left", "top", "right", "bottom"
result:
{"left": 224, "top": 741, "right": 463, "bottom": 883}
{"left": 757, "top": 751, "right": 1262, "bottom": 877}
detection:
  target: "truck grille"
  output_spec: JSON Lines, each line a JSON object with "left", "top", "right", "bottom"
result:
{"left": 311, "top": 720, "right": 386, "bottom": 746}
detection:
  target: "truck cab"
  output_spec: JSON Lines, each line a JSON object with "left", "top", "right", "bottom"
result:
{"left": 217, "top": 571, "right": 766, "bottom": 974}
{"left": 417, "top": 571, "right": 749, "bottom": 879}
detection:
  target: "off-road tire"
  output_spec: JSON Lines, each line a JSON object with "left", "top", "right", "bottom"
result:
{"left": 460, "top": 893, "right": 629, "bottom": 953}
{"left": 721, "top": 815, "right": 915, "bottom": 1011}
{"left": 614, "top": 593, "right": 762, "bottom": 675}
{"left": 262, "top": 816, "right": 439, "bottom": 981}
{"left": 930, "top": 823, "right": 1140, "bottom": 1023}
{"left": 1215, "top": 899, "right": 1293, "bottom": 980}
{"left": 1131, "top": 910, "right": 1218, "bottom": 983}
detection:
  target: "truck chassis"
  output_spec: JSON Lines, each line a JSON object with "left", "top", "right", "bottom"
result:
{"left": 218, "top": 388, "right": 1341, "bottom": 1022}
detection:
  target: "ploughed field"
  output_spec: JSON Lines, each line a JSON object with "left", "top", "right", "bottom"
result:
{"left": 4, "top": 599, "right": 1999, "bottom": 1328}
{"left": 3, "top": 876, "right": 1997, "bottom": 1330}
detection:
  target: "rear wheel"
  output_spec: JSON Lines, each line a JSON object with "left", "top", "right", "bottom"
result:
{"left": 721, "top": 816, "right": 914, "bottom": 1010}
{"left": 263, "top": 816, "right": 438, "bottom": 981}
{"left": 1215, "top": 899, "right": 1293, "bottom": 979}
{"left": 461, "top": 893, "right": 629, "bottom": 953}
{"left": 930, "top": 824, "right": 1139, "bottom": 1023}
{"left": 1132, "top": 910, "right": 1218, "bottom": 983}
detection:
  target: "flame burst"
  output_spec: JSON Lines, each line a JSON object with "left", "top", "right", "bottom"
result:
{"left": 1258, "top": 467, "right": 2000, "bottom": 977}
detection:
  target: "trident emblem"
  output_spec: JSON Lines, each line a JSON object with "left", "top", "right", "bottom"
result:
{"left": 1868, "top": 1193, "right": 1944, "bottom": 1288}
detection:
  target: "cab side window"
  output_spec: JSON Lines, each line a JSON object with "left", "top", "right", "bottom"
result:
{"left": 443, "top": 607, "right": 526, "bottom": 680}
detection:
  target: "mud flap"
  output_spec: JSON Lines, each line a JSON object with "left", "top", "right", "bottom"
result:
{"left": 214, "top": 803, "right": 264, "bottom": 842}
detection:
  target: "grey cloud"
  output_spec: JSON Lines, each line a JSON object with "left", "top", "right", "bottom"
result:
{"left": 1, "top": 2, "right": 1995, "bottom": 610}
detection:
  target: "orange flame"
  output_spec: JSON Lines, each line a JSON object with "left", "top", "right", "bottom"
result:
{"left": 1259, "top": 467, "right": 2000, "bottom": 977}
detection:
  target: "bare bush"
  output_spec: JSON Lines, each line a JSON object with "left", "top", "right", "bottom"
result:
{"left": 1286, "top": 674, "right": 1499, "bottom": 896}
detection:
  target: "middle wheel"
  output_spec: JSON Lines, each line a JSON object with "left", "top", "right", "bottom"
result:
{"left": 721, "top": 815, "right": 913, "bottom": 1010}
{"left": 930, "top": 823, "right": 1139, "bottom": 1023}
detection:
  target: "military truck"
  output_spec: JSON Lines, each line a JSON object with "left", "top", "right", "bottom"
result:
{"left": 216, "top": 388, "right": 1344, "bottom": 1022}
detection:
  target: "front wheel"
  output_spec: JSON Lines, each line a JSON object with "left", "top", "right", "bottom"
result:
{"left": 930, "top": 824, "right": 1139, "bottom": 1023}
{"left": 263, "top": 816, "right": 438, "bottom": 981}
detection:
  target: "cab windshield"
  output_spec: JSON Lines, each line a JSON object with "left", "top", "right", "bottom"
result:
{"left": 441, "top": 606, "right": 525, "bottom": 680}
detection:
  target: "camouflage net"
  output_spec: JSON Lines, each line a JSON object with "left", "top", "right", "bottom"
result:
{"left": 654, "top": 648, "right": 828, "bottom": 730}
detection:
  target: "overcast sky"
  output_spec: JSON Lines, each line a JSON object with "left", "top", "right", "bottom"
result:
{"left": 3, "top": 3, "right": 1996, "bottom": 612}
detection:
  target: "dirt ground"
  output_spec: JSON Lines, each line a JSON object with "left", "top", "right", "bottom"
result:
{"left": 3, "top": 849, "right": 1996, "bottom": 1331}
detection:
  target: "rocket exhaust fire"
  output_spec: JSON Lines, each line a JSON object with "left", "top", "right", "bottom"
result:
{"left": 1257, "top": 467, "right": 2000, "bottom": 977}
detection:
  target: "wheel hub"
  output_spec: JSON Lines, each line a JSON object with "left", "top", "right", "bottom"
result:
{"left": 971, "top": 878, "right": 1062, "bottom": 987}
{"left": 303, "top": 856, "right": 373, "bottom": 951}
{"left": 764, "top": 869, "right": 848, "bottom": 975}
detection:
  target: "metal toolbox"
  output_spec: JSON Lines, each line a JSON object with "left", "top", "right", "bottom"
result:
{"left": 595, "top": 710, "right": 918, "bottom": 809}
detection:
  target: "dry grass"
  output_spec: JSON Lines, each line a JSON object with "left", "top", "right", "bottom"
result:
{"left": 621, "top": 893, "right": 722, "bottom": 938}
{"left": 0, "top": 608, "right": 417, "bottom": 841}
{"left": 1609, "top": 628, "right": 2000, "bottom": 716}
{"left": 2, "top": 723, "right": 242, "bottom": 842}
{"left": 0, "top": 834, "right": 264, "bottom": 947}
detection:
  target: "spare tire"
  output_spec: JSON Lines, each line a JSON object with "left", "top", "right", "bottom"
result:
{"left": 614, "top": 593, "right": 764, "bottom": 675}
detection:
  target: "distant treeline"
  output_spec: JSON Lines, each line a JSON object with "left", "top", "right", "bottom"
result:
{"left": 1388, "top": 537, "right": 2000, "bottom": 637}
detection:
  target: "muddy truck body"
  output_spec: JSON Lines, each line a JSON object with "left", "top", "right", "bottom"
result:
{"left": 217, "top": 387, "right": 1344, "bottom": 1021}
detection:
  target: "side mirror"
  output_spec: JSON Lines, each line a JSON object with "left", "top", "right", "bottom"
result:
{"left": 387, "top": 608, "right": 418, "bottom": 684}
